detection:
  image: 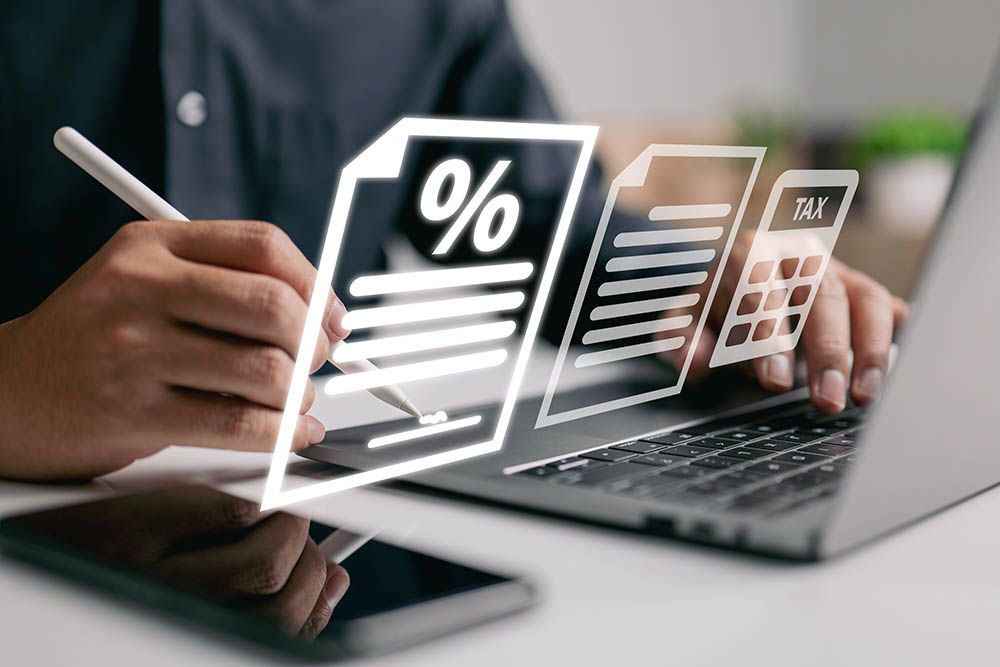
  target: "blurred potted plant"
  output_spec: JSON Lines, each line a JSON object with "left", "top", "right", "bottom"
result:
{"left": 852, "top": 110, "right": 966, "bottom": 234}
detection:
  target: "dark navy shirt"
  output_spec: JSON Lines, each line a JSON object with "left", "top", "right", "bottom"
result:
{"left": 1, "top": 0, "right": 623, "bottom": 336}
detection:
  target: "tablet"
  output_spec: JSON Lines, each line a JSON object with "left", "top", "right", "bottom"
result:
{"left": 0, "top": 486, "right": 534, "bottom": 660}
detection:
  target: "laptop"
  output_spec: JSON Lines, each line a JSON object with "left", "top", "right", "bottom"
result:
{"left": 301, "top": 64, "right": 1000, "bottom": 561}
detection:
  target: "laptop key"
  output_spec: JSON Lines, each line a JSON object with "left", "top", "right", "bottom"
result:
{"left": 691, "top": 455, "right": 742, "bottom": 469}
{"left": 673, "top": 423, "right": 722, "bottom": 435}
{"left": 798, "top": 425, "right": 839, "bottom": 436}
{"left": 632, "top": 453, "right": 685, "bottom": 467}
{"left": 574, "top": 462, "right": 652, "bottom": 486}
{"left": 658, "top": 464, "right": 712, "bottom": 479}
{"left": 580, "top": 448, "right": 635, "bottom": 463}
{"left": 611, "top": 440, "right": 664, "bottom": 455}
{"left": 641, "top": 431, "right": 699, "bottom": 446}
{"left": 801, "top": 442, "right": 853, "bottom": 457}
{"left": 718, "top": 447, "right": 771, "bottom": 461}
{"left": 714, "top": 429, "right": 760, "bottom": 441}
{"left": 744, "top": 439, "right": 801, "bottom": 453}
{"left": 616, "top": 475, "right": 685, "bottom": 498}
{"left": 771, "top": 430, "right": 825, "bottom": 444}
{"left": 795, "top": 465, "right": 841, "bottom": 485}
{"left": 660, "top": 444, "right": 716, "bottom": 458}
{"left": 815, "top": 415, "right": 858, "bottom": 429}
{"left": 781, "top": 471, "right": 827, "bottom": 490}
{"left": 690, "top": 437, "right": 741, "bottom": 450}
{"left": 718, "top": 469, "right": 768, "bottom": 485}
{"left": 681, "top": 480, "right": 742, "bottom": 496}
{"left": 824, "top": 435, "right": 857, "bottom": 446}
{"left": 545, "top": 457, "right": 591, "bottom": 472}
{"left": 744, "top": 460, "right": 802, "bottom": 477}
{"left": 816, "top": 462, "right": 843, "bottom": 475}
{"left": 773, "top": 451, "right": 829, "bottom": 465}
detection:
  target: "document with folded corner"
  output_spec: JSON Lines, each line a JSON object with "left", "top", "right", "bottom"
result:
{"left": 262, "top": 118, "right": 597, "bottom": 508}
{"left": 536, "top": 144, "right": 766, "bottom": 429}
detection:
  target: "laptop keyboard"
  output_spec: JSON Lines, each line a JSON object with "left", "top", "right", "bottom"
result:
{"left": 516, "top": 399, "right": 864, "bottom": 516}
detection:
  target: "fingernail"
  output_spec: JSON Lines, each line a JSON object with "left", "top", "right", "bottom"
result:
{"left": 323, "top": 568, "right": 350, "bottom": 607}
{"left": 328, "top": 298, "right": 351, "bottom": 339}
{"left": 765, "top": 355, "right": 793, "bottom": 387}
{"left": 854, "top": 367, "right": 883, "bottom": 401}
{"left": 306, "top": 416, "right": 326, "bottom": 445}
{"left": 817, "top": 369, "right": 847, "bottom": 409}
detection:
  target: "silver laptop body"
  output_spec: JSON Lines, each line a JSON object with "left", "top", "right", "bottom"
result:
{"left": 303, "top": 66, "right": 1000, "bottom": 560}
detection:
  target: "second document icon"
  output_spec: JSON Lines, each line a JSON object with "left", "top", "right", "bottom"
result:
{"left": 536, "top": 144, "right": 765, "bottom": 428}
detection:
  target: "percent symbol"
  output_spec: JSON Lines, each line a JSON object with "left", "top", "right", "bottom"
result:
{"left": 419, "top": 157, "right": 522, "bottom": 256}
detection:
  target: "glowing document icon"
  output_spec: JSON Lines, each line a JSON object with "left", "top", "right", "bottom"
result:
{"left": 536, "top": 144, "right": 765, "bottom": 428}
{"left": 263, "top": 117, "right": 597, "bottom": 509}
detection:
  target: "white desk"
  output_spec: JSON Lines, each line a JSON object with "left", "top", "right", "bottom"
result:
{"left": 2, "top": 360, "right": 999, "bottom": 666}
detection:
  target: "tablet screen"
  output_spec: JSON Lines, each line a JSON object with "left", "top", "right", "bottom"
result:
{"left": 0, "top": 487, "right": 522, "bottom": 655}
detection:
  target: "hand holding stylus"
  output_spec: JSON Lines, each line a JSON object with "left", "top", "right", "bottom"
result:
{"left": 0, "top": 129, "right": 358, "bottom": 480}
{"left": 54, "top": 127, "right": 420, "bottom": 420}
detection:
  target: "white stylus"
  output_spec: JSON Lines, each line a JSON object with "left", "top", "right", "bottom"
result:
{"left": 53, "top": 126, "right": 421, "bottom": 419}
{"left": 318, "top": 528, "right": 376, "bottom": 564}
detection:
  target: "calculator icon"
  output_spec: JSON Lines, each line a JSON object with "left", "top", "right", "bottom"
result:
{"left": 709, "top": 169, "right": 858, "bottom": 368}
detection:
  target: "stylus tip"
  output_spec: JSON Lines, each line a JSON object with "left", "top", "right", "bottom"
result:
{"left": 399, "top": 399, "right": 423, "bottom": 419}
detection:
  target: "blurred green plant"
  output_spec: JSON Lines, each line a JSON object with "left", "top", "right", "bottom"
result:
{"left": 733, "top": 108, "right": 800, "bottom": 153}
{"left": 852, "top": 110, "right": 966, "bottom": 166}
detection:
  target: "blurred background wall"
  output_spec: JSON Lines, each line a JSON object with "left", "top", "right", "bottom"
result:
{"left": 506, "top": 0, "right": 1000, "bottom": 297}
{"left": 508, "top": 0, "right": 998, "bottom": 123}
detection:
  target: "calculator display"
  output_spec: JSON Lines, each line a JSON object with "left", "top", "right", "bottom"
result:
{"left": 768, "top": 186, "right": 850, "bottom": 232}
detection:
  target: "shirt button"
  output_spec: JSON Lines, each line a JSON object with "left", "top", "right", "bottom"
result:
{"left": 176, "top": 90, "right": 207, "bottom": 127}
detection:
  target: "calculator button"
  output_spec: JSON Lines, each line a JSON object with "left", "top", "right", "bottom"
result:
{"left": 779, "top": 313, "right": 801, "bottom": 335}
{"left": 726, "top": 323, "right": 752, "bottom": 346}
{"left": 749, "top": 261, "right": 774, "bottom": 284}
{"left": 737, "top": 291, "right": 763, "bottom": 315}
{"left": 753, "top": 318, "right": 777, "bottom": 341}
{"left": 763, "top": 288, "right": 788, "bottom": 311}
{"left": 800, "top": 255, "right": 823, "bottom": 277}
{"left": 779, "top": 257, "right": 800, "bottom": 277}
{"left": 789, "top": 284, "right": 811, "bottom": 306}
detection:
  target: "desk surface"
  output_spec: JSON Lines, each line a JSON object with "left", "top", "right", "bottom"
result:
{"left": 2, "top": 356, "right": 998, "bottom": 666}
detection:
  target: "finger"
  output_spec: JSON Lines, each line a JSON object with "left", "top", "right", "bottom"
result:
{"left": 249, "top": 537, "right": 328, "bottom": 636}
{"left": 157, "top": 326, "right": 317, "bottom": 414}
{"left": 154, "top": 220, "right": 348, "bottom": 341}
{"left": 751, "top": 351, "right": 795, "bottom": 392}
{"left": 156, "top": 325, "right": 296, "bottom": 410}
{"left": 802, "top": 270, "right": 852, "bottom": 413}
{"left": 310, "top": 298, "right": 344, "bottom": 373}
{"left": 842, "top": 270, "right": 895, "bottom": 404}
{"left": 749, "top": 293, "right": 796, "bottom": 392}
{"left": 893, "top": 296, "right": 910, "bottom": 329}
{"left": 298, "top": 564, "right": 350, "bottom": 640}
{"left": 301, "top": 378, "right": 316, "bottom": 414}
{"left": 167, "top": 262, "right": 332, "bottom": 363}
{"left": 153, "top": 512, "right": 310, "bottom": 599}
{"left": 131, "top": 487, "right": 265, "bottom": 543}
{"left": 161, "top": 389, "right": 325, "bottom": 452}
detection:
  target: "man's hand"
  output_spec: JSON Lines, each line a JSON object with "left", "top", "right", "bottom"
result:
{"left": 659, "top": 231, "right": 909, "bottom": 413}
{"left": 0, "top": 220, "right": 348, "bottom": 480}
{"left": 12, "top": 487, "right": 349, "bottom": 640}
